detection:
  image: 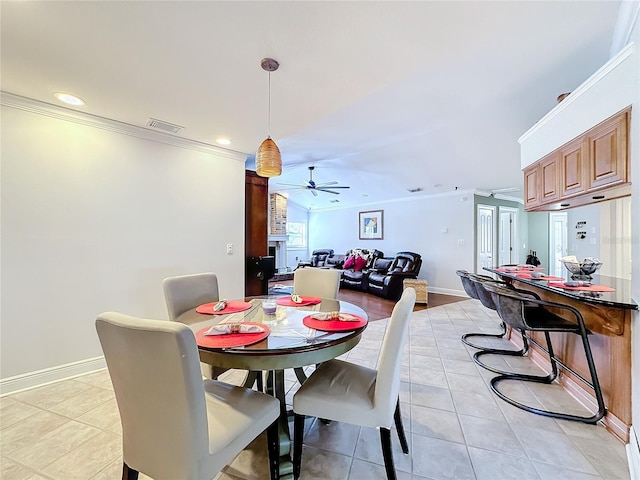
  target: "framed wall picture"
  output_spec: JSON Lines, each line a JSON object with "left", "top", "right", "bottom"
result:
{"left": 359, "top": 210, "right": 383, "bottom": 240}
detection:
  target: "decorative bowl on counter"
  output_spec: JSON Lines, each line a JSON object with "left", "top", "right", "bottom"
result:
{"left": 560, "top": 257, "right": 602, "bottom": 280}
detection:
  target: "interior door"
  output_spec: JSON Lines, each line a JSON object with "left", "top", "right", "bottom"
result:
{"left": 498, "top": 207, "right": 518, "bottom": 266}
{"left": 549, "top": 212, "right": 568, "bottom": 277}
{"left": 476, "top": 205, "right": 496, "bottom": 273}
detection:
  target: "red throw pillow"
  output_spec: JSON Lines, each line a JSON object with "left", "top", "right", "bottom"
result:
{"left": 343, "top": 255, "right": 355, "bottom": 269}
{"left": 354, "top": 255, "right": 367, "bottom": 271}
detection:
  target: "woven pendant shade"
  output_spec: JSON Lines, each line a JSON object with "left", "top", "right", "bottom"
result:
{"left": 256, "top": 136, "right": 282, "bottom": 177}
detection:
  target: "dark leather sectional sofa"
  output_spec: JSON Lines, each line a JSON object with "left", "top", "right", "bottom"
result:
{"left": 297, "top": 249, "right": 422, "bottom": 301}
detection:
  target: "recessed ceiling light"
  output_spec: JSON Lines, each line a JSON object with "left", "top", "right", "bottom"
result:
{"left": 54, "top": 93, "right": 85, "bottom": 106}
{"left": 216, "top": 138, "right": 231, "bottom": 146}
{"left": 362, "top": 194, "right": 368, "bottom": 198}
{"left": 408, "top": 187, "right": 423, "bottom": 193}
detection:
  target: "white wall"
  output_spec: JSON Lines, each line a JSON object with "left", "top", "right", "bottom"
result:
{"left": 1, "top": 101, "right": 247, "bottom": 387}
{"left": 519, "top": 42, "right": 638, "bottom": 169}
{"left": 308, "top": 193, "right": 475, "bottom": 295}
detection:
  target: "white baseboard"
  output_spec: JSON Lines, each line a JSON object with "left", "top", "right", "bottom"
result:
{"left": 0, "top": 356, "right": 106, "bottom": 396}
{"left": 428, "top": 287, "right": 468, "bottom": 297}
{"left": 628, "top": 426, "right": 639, "bottom": 480}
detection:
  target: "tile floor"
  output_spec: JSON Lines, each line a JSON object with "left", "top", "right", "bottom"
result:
{"left": 1, "top": 299, "right": 630, "bottom": 479}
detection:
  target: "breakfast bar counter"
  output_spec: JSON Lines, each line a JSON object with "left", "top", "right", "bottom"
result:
{"left": 485, "top": 267, "right": 637, "bottom": 442}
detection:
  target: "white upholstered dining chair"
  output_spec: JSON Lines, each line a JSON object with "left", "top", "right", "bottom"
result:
{"left": 96, "top": 312, "right": 280, "bottom": 480}
{"left": 162, "top": 272, "right": 220, "bottom": 321}
{"left": 162, "top": 272, "right": 221, "bottom": 379}
{"left": 293, "top": 267, "right": 341, "bottom": 299}
{"left": 292, "top": 287, "right": 416, "bottom": 480}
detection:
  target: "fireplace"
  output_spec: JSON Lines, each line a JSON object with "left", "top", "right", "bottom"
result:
{"left": 268, "top": 235, "right": 289, "bottom": 273}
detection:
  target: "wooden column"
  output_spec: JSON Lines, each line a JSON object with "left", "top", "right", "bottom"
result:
{"left": 245, "top": 170, "right": 268, "bottom": 296}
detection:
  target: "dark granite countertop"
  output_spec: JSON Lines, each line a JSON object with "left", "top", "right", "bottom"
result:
{"left": 485, "top": 268, "right": 638, "bottom": 310}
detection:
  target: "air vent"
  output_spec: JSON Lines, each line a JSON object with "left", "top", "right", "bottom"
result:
{"left": 407, "top": 187, "right": 423, "bottom": 193}
{"left": 330, "top": 199, "right": 341, "bottom": 203}
{"left": 146, "top": 118, "right": 184, "bottom": 134}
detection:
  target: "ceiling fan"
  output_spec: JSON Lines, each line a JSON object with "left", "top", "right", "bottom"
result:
{"left": 277, "top": 166, "right": 351, "bottom": 196}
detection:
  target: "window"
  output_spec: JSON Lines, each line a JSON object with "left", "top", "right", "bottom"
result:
{"left": 287, "top": 222, "right": 306, "bottom": 249}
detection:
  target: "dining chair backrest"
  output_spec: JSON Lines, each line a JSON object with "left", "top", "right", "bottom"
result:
{"left": 96, "top": 312, "right": 208, "bottom": 479}
{"left": 293, "top": 267, "right": 341, "bottom": 299}
{"left": 163, "top": 272, "right": 219, "bottom": 320}
{"left": 373, "top": 287, "right": 416, "bottom": 427}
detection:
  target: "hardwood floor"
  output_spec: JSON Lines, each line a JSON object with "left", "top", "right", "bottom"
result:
{"left": 268, "top": 280, "right": 465, "bottom": 321}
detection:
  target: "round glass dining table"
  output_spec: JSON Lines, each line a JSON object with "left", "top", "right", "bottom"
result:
{"left": 176, "top": 296, "right": 368, "bottom": 480}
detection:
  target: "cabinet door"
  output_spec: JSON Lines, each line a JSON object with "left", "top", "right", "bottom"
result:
{"left": 523, "top": 164, "right": 539, "bottom": 209}
{"left": 560, "top": 138, "right": 587, "bottom": 197}
{"left": 540, "top": 153, "right": 559, "bottom": 204}
{"left": 587, "top": 111, "right": 628, "bottom": 190}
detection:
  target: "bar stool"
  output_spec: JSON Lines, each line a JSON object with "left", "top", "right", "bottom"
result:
{"left": 482, "top": 282, "right": 606, "bottom": 424}
{"left": 455, "top": 270, "right": 507, "bottom": 349}
{"left": 465, "top": 275, "right": 533, "bottom": 374}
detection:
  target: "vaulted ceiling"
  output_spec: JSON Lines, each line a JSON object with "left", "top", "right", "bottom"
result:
{"left": 1, "top": 1, "right": 622, "bottom": 209}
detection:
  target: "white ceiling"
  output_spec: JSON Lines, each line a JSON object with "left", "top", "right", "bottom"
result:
{"left": 1, "top": 1, "right": 622, "bottom": 210}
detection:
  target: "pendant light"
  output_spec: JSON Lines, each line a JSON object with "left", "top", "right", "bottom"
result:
{"left": 256, "top": 58, "right": 282, "bottom": 177}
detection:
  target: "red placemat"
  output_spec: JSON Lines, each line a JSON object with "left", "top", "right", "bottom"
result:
{"left": 547, "top": 281, "right": 615, "bottom": 292}
{"left": 195, "top": 301, "right": 252, "bottom": 315}
{"left": 195, "top": 322, "right": 270, "bottom": 348}
{"left": 517, "top": 273, "right": 564, "bottom": 281}
{"left": 496, "top": 267, "right": 544, "bottom": 273}
{"left": 277, "top": 295, "right": 322, "bottom": 307}
{"left": 302, "top": 314, "right": 367, "bottom": 332}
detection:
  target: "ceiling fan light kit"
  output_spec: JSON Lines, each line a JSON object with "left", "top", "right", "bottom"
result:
{"left": 256, "top": 57, "right": 282, "bottom": 178}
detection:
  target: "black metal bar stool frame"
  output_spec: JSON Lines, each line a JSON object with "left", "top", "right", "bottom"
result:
{"left": 483, "top": 282, "right": 607, "bottom": 424}
{"left": 456, "top": 270, "right": 508, "bottom": 349}
{"left": 457, "top": 271, "right": 538, "bottom": 375}
{"left": 466, "top": 275, "right": 536, "bottom": 375}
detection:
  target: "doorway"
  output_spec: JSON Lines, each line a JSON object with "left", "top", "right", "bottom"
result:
{"left": 549, "top": 212, "right": 568, "bottom": 277}
{"left": 476, "top": 205, "right": 496, "bottom": 273}
{"left": 498, "top": 207, "right": 519, "bottom": 266}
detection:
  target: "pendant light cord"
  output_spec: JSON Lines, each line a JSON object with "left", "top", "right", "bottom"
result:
{"left": 267, "top": 71, "right": 272, "bottom": 139}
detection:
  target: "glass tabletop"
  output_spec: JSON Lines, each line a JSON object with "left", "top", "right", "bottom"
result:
{"left": 177, "top": 297, "right": 369, "bottom": 355}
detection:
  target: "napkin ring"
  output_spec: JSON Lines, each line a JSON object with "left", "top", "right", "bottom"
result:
{"left": 230, "top": 323, "right": 241, "bottom": 334}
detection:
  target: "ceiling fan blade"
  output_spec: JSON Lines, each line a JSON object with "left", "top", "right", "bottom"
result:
{"left": 315, "top": 188, "right": 341, "bottom": 195}
{"left": 319, "top": 185, "right": 350, "bottom": 189}
{"left": 315, "top": 181, "right": 338, "bottom": 187}
{"left": 277, "top": 182, "right": 308, "bottom": 187}
{"left": 311, "top": 189, "right": 318, "bottom": 197}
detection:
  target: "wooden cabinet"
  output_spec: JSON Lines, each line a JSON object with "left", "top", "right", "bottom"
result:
{"left": 523, "top": 108, "right": 630, "bottom": 212}
{"left": 560, "top": 137, "right": 587, "bottom": 198}
{"left": 540, "top": 153, "right": 560, "bottom": 203}
{"left": 523, "top": 152, "right": 560, "bottom": 210}
{"left": 523, "top": 163, "right": 539, "bottom": 209}
{"left": 587, "top": 111, "right": 628, "bottom": 190}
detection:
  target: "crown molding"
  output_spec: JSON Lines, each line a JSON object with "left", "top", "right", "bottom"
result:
{"left": 518, "top": 42, "right": 635, "bottom": 145}
{"left": 1, "top": 91, "right": 248, "bottom": 162}
{"left": 303, "top": 188, "right": 479, "bottom": 212}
